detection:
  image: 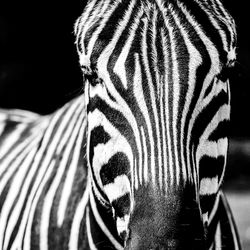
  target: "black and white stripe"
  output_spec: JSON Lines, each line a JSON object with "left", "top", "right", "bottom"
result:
{"left": 0, "top": 97, "right": 90, "bottom": 250}
{"left": 0, "top": 0, "right": 241, "bottom": 249}
{"left": 75, "top": 0, "right": 240, "bottom": 248}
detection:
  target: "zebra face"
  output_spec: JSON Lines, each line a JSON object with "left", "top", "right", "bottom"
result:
{"left": 75, "top": 0, "right": 237, "bottom": 248}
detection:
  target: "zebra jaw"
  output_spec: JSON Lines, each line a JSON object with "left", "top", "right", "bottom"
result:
{"left": 102, "top": 175, "right": 132, "bottom": 239}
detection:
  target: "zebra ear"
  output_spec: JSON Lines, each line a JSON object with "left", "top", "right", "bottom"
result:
{"left": 73, "top": 16, "right": 80, "bottom": 36}
{"left": 74, "top": 16, "right": 83, "bottom": 54}
{"left": 78, "top": 54, "right": 102, "bottom": 88}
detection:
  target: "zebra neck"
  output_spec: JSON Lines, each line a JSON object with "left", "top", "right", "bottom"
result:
{"left": 0, "top": 95, "right": 90, "bottom": 250}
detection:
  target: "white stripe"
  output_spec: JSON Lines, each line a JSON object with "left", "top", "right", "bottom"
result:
{"left": 159, "top": 76, "right": 167, "bottom": 191}
{"left": 57, "top": 117, "right": 86, "bottom": 226}
{"left": 0, "top": 111, "right": 7, "bottom": 121}
{"left": 161, "top": 30, "right": 173, "bottom": 189}
{"left": 151, "top": 8, "right": 160, "bottom": 98}
{"left": 103, "top": 175, "right": 130, "bottom": 202}
{"left": 215, "top": 222, "right": 222, "bottom": 250}
{"left": 0, "top": 109, "right": 39, "bottom": 122}
{"left": 199, "top": 177, "right": 218, "bottom": 195}
{"left": 69, "top": 181, "right": 90, "bottom": 250}
{"left": 0, "top": 122, "right": 5, "bottom": 137}
{"left": 167, "top": 8, "right": 180, "bottom": 186}
{"left": 134, "top": 158, "right": 138, "bottom": 190}
{"left": 197, "top": 138, "right": 228, "bottom": 161}
{"left": 116, "top": 214, "right": 130, "bottom": 236}
{"left": 140, "top": 126, "right": 148, "bottom": 184}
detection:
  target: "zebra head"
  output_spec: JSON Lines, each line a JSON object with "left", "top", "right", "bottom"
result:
{"left": 75, "top": 0, "right": 237, "bottom": 249}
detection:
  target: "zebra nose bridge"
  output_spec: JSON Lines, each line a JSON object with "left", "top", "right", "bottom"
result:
{"left": 126, "top": 186, "right": 206, "bottom": 249}
{"left": 125, "top": 215, "right": 206, "bottom": 250}
{"left": 124, "top": 238, "right": 180, "bottom": 250}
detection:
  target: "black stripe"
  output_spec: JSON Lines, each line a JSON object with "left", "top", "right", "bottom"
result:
{"left": 200, "top": 193, "right": 217, "bottom": 215}
{"left": 209, "top": 120, "right": 230, "bottom": 141}
{"left": 101, "top": 153, "right": 130, "bottom": 185}
{"left": 112, "top": 193, "right": 130, "bottom": 218}
{"left": 199, "top": 156, "right": 225, "bottom": 180}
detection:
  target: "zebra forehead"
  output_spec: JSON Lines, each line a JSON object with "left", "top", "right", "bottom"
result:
{"left": 75, "top": 0, "right": 236, "bottom": 61}
{"left": 79, "top": 0, "right": 235, "bottom": 210}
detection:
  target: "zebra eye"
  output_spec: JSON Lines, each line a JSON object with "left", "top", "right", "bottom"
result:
{"left": 80, "top": 60, "right": 103, "bottom": 87}
{"left": 217, "top": 66, "right": 231, "bottom": 82}
{"left": 81, "top": 65, "right": 92, "bottom": 75}
{"left": 217, "top": 59, "right": 237, "bottom": 82}
{"left": 84, "top": 69, "right": 103, "bottom": 86}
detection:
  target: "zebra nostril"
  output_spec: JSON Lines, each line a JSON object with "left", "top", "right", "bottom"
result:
{"left": 120, "top": 230, "right": 128, "bottom": 241}
{"left": 153, "top": 240, "right": 179, "bottom": 250}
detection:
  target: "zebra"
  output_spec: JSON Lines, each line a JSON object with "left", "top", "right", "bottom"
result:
{"left": 0, "top": 0, "right": 241, "bottom": 249}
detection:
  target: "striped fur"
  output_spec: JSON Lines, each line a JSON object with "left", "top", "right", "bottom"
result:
{"left": 75, "top": 0, "right": 240, "bottom": 249}
{"left": 0, "top": 0, "right": 241, "bottom": 249}
{"left": 0, "top": 97, "right": 91, "bottom": 250}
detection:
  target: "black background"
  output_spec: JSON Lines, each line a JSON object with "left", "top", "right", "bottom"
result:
{"left": 0, "top": 0, "right": 249, "bottom": 138}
